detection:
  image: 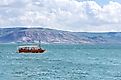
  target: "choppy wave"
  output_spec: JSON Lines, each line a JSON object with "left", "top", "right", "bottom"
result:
{"left": 0, "top": 44, "right": 121, "bottom": 80}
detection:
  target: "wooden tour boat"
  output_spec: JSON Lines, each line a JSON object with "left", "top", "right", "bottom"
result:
{"left": 17, "top": 45, "right": 45, "bottom": 53}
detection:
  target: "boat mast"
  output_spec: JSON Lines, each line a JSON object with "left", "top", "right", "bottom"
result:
{"left": 39, "top": 39, "right": 41, "bottom": 47}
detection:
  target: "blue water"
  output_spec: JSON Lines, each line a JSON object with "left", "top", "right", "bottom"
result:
{"left": 0, "top": 44, "right": 121, "bottom": 80}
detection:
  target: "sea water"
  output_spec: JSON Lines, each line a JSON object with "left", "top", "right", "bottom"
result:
{"left": 0, "top": 44, "right": 121, "bottom": 80}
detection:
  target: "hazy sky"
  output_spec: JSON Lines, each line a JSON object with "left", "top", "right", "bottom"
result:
{"left": 0, "top": 0, "right": 121, "bottom": 32}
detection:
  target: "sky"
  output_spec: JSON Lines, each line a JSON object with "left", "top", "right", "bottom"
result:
{"left": 0, "top": 0, "right": 121, "bottom": 32}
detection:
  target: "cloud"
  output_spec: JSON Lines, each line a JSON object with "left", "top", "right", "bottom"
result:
{"left": 0, "top": 0, "right": 121, "bottom": 32}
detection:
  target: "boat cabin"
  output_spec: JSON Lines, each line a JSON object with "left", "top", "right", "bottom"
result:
{"left": 18, "top": 45, "right": 45, "bottom": 53}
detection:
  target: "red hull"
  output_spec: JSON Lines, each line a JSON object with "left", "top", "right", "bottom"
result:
{"left": 18, "top": 49, "right": 45, "bottom": 53}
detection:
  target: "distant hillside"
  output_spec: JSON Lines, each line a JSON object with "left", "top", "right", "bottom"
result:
{"left": 0, "top": 28, "right": 121, "bottom": 44}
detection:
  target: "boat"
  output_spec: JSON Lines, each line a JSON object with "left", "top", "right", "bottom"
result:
{"left": 17, "top": 41, "right": 45, "bottom": 53}
{"left": 17, "top": 45, "right": 45, "bottom": 53}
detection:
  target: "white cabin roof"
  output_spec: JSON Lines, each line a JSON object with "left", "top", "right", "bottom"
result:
{"left": 18, "top": 45, "right": 39, "bottom": 48}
